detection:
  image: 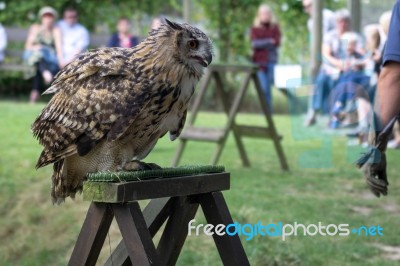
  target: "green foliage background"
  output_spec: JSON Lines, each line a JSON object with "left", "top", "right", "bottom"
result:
{"left": 0, "top": 0, "right": 346, "bottom": 64}
{"left": 0, "top": 0, "right": 176, "bottom": 31}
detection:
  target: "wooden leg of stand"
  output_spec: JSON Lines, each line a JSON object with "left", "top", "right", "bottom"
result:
{"left": 104, "top": 197, "right": 173, "bottom": 266}
{"left": 157, "top": 197, "right": 199, "bottom": 266}
{"left": 68, "top": 202, "right": 114, "bottom": 266}
{"left": 199, "top": 192, "right": 250, "bottom": 266}
{"left": 113, "top": 202, "right": 161, "bottom": 266}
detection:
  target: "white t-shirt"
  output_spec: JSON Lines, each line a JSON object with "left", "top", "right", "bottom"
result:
{"left": 57, "top": 20, "right": 90, "bottom": 63}
{"left": 322, "top": 30, "right": 364, "bottom": 78}
{"left": 0, "top": 24, "right": 7, "bottom": 62}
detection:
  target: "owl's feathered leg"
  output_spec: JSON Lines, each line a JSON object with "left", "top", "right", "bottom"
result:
{"left": 122, "top": 160, "right": 162, "bottom": 171}
{"left": 51, "top": 159, "right": 83, "bottom": 204}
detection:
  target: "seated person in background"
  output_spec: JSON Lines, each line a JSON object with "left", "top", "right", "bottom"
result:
{"left": 108, "top": 17, "right": 139, "bottom": 48}
{"left": 57, "top": 7, "right": 89, "bottom": 67}
{"left": 0, "top": 23, "right": 7, "bottom": 63}
{"left": 363, "top": 24, "right": 382, "bottom": 102}
{"left": 305, "top": 9, "right": 362, "bottom": 126}
{"left": 379, "top": 10, "right": 392, "bottom": 48}
{"left": 23, "top": 6, "right": 62, "bottom": 103}
{"left": 329, "top": 32, "right": 370, "bottom": 133}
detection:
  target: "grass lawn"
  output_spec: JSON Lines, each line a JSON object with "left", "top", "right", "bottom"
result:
{"left": 1, "top": 100, "right": 400, "bottom": 266}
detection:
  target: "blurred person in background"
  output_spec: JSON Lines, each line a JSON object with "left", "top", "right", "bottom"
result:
{"left": 329, "top": 32, "right": 370, "bottom": 131}
{"left": 108, "top": 17, "right": 139, "bottom": 48}
{"left": 250, "top": 4, "right": 281, "bottom": 112}
{"left": 303, "top": 0, "right": 335, "bottom": 125}
{"left": 0, "top": 23, "right": 6, "bottom": 63}
{"left": 379, "top": 10, "right": 392, "bottom": 47}
{"left": 57, "top": 7, "right": 89, "bottom": 67}
{"left": 151, "top": 17, "right": 163, "bottom": 30}
{"left": 363, "top": 24, "right": 382, "bottom": 102}
{"left": 305, "top": 9, "right": 363, "bottom": 126}
{"left": 23, "top": 6, "right": 62, "bottom": 103}
{"left": 302, "top": 0, "right": 336, "bottom": 35}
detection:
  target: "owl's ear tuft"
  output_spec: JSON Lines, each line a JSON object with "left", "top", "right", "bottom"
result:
{"left": 165, "top": 18, "right": 182, "bottom": 30}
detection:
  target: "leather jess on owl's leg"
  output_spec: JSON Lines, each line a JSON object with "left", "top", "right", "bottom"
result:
{"left": 122, "top": 160, "right": 162, "bottom": 171}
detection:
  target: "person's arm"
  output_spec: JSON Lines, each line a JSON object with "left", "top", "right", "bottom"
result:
{"left": 250, "top": 27, "right": 264, "bottom": 48}
{"left": 377, "top": 0, "right": 400, "bottom": 128}
{"left": 350, "top": 53, "right": 367, "bottom": 70}
{"left": 357, "top": 0, "right": 400, "bottom": 198}
{"left": 321, "top": 42, "right": 343, "bottom": 71}
{"left": 273, "top": 25, "right": 281, "bottom": 47}
{"left": 250, "top": 27, "right": 277, "bottom": 49}
{"left": 53, "top": 27, "right": 64, "bottom": 68}
{"left": 24, "top": 24, "right": 41, "bottom": 50}
{"left": 377, "top": 62, "right": 400, "bottom": 127}
{"left": 251, "top": 38, "right": 275, "bottom": 49}
{"left": 357, "top": 61, "right": 400, "bottom": 197}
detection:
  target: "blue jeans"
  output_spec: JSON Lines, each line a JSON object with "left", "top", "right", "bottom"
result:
{"left": 329, "top": 70, "right": 371, "bottom": 117}
{"left": 257, "top": 63, "right": 275, "bottom": 112}
{"left": 331, "top": 70, "right": 370, "bottom": 107}
{"left": 312, "top": 70, "right": 335, "bottom": 114}
{"left": 23, "top": 47, "right": 59, "bottom": 74}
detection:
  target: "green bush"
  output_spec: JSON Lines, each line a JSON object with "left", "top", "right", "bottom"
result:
{"left": 0, "top": 72, "right": 31, "bottom": 98}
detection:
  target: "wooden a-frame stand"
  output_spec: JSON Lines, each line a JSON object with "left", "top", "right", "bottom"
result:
{"left": 68, "top": 172, "right": 249, "bottom": 266}
{"left": 172, "top": 64, "right": 289, "bottom": 170}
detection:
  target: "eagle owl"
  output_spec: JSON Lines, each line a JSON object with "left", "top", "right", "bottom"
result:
{"left": 32, "top": 19, "right": 213, "bottom": 203}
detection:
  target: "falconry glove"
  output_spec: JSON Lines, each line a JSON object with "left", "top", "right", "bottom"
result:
{"left": 356, "top": 114, "right": 400, "bottom": 197}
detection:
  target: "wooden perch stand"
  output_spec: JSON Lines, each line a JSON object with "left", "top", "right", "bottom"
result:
{"left": 69, "top": 171, "right": 250, "bottom": 266}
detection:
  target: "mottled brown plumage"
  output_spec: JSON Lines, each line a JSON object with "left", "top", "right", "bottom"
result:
{"left": 32, "top": 20, "right": 213, "bottom": 203}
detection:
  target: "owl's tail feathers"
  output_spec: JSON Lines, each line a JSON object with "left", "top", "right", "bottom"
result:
{"left": 51, "top": 159, "right": 82, "bottom": 205}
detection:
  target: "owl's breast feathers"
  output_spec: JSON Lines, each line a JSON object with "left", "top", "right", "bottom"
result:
{"left": 32, "top": 46, "right": 193, "bottom": 169}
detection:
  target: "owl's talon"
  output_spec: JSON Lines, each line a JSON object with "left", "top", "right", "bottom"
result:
{"left": 146, "top": 163, "right": 162, "bottom": 170}
{"left": 122, "top": 160, "right": 161, "bottom": 171}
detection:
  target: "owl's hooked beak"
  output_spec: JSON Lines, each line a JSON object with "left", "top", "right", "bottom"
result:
{"left": 195, "top": 52, "right": 212, "bottom": 67}
{"left": 204, "top": 52, "right": 212, "bottom": 66}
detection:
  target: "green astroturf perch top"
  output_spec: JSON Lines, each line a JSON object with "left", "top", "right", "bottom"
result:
{"left": 86, "top": 165, "right": 225, "bottom": 182}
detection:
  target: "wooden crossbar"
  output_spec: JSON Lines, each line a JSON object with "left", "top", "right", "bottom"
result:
{"left": 83, "top": 172, "right": 230, "bottom": 202}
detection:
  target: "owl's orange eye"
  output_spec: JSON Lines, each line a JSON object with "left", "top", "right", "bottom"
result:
{"left": 187, "top": 40, "right": 198, "bottom": 49}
